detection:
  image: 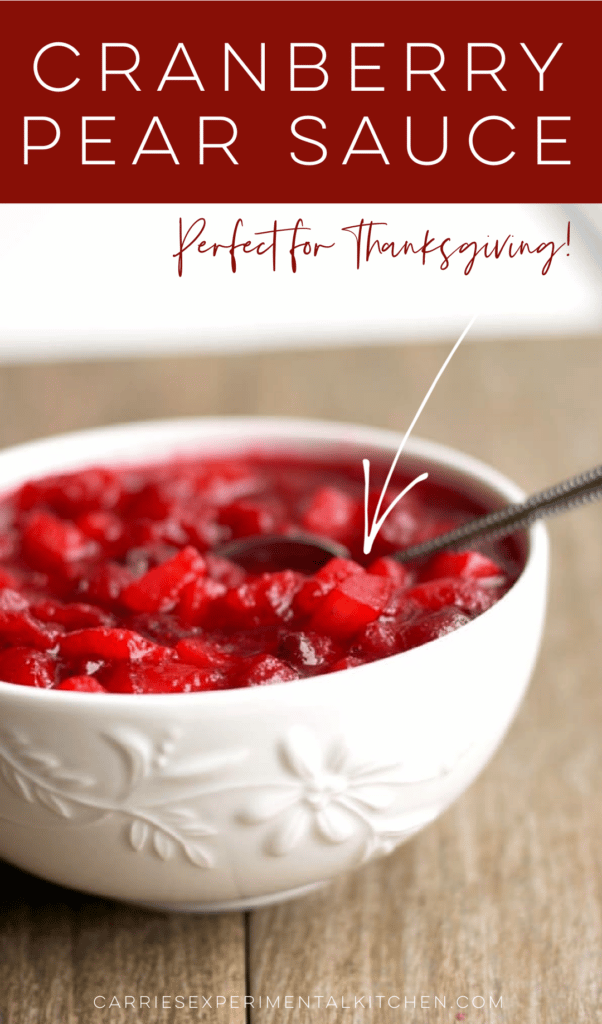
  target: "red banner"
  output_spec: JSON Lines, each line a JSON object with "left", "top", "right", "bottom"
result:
{"left": 2, "top": 0, "right": 599, "bottom": 202}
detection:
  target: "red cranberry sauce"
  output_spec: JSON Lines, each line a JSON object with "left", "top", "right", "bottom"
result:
{"left": 0, "top": 453, "right": 521, "bottom": 693}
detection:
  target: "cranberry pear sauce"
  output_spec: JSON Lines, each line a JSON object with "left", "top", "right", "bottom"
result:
{"left": 0, "top": 452, "right": 522, "bottom": 694}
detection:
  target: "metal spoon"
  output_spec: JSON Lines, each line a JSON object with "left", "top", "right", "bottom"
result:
{"left": 214, "top": 463, "right": 602, "bottom": 574}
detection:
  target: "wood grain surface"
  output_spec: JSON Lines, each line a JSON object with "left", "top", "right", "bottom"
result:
{"left": 1, "top": 336, "right": 601, "bottom": 1023}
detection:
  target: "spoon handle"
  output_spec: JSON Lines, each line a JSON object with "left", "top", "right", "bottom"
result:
{"left": 393, "top": 463, "right": 602, "bottom": 564}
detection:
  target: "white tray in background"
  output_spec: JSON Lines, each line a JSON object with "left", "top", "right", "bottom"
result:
{"left": 0, "top": 203, "right": 600, "bottom": 361}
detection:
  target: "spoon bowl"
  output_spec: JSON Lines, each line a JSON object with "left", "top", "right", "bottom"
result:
{"left": 216, "top": 463, "right": 602, "bottom": 573}
{"left": 216, "top": 532, "right": 349, "bottom": 573}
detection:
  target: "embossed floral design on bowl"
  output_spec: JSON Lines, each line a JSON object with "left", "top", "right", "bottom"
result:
{"left": 238, "top": 724, "right": 460, "bottom": 860}
{"left": 0, "top": 418, "right": 548, "bottom": 912}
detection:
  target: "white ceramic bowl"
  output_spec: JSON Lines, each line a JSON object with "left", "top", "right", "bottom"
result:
{"left": 0, "top": 418, "right": 548, "bottom": 912}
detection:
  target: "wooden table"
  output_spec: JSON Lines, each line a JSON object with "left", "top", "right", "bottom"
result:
{"left": 1, "top": 336, "right": 601, "bottom": 1023}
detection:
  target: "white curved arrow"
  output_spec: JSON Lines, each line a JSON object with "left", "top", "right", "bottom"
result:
{"left": 363, "top": 314, "right": 477, "bottom": 555}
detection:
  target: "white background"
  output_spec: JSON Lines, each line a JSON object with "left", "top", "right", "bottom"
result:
{"left": 0, "top": 202, "right": 600, "bottom": 360}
